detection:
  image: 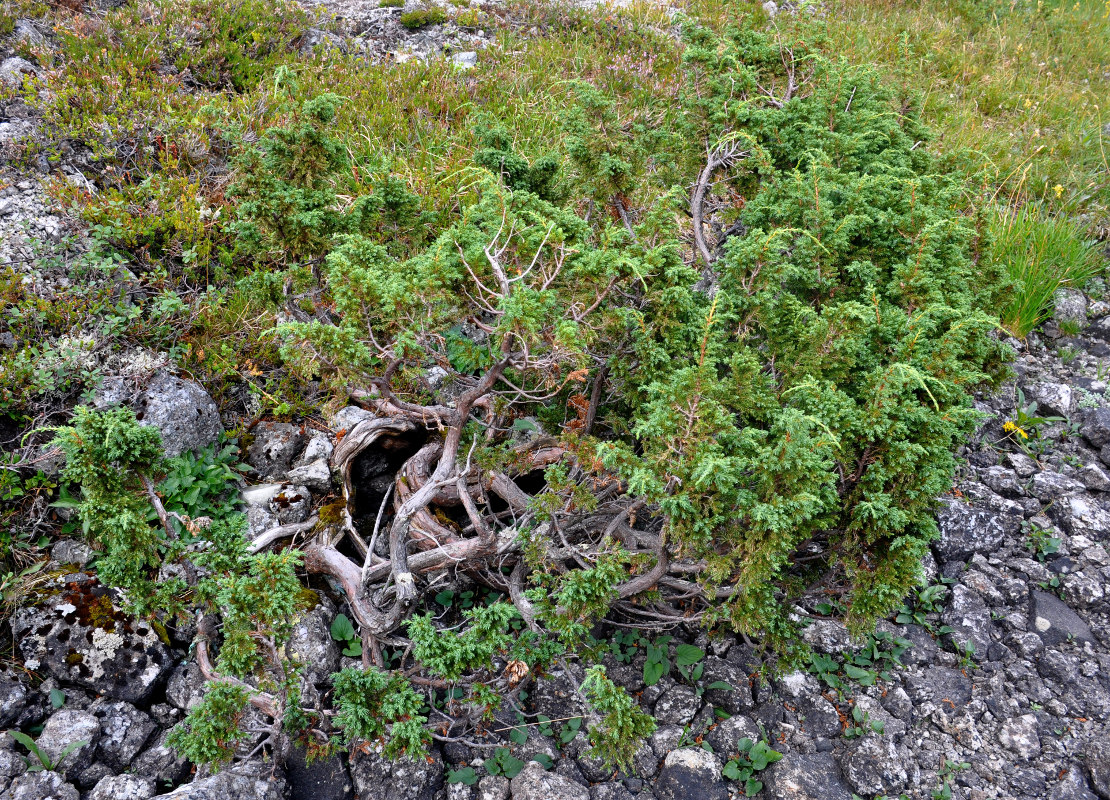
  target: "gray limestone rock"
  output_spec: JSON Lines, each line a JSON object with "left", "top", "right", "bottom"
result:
{"left": 149, "top": 762, "right": 287, "bottom": 799}
{"left": 1054, "top": 288, "right": 1088, "bottom": 325}
{"left": 90, "top": 701, "right": 157, "bottom": 772}
{"left": 762, "top": 753, "right": 853, "bottom": 800}
{"left": 131, "top": 730, "right": 192, "bottom": 786}
{"left": 349, "top": 746, "right": 443, "bottom": 800}
{"left": 1050, "top": 766, "right": 1099, "bottom": 800}
{"left": 934, "top": 500, "right": 1018, "bottom": 563}
{"left": 0, "top": 58, "right": 37, "bottom": 89}
{"left": 1027, "top": 381, "right": 1074, "bottom": 418}
{"left": 289, "top": 606, "right": 340, "bottom": 683}
{"left": 652, "top": 684, "right": 700, "bottom": 725}
{"left": 246, "top": 422, "right": 306, "bottom": 479}
{"left": 89, "top": 775, "right": 157, "bottom": 800}
{"left": 95, "top": 372, "right": 223, "bottom": 458}
{"left": 998, "top": 713, "right": 1041, "bottom": 760}
{"left": 509, "top": 761, "right": 589, "bottom": 800}
{"left": 10, "top": 575, "right": 174, "bottom": 704}
{"left": 34, "top": 710, "right": 100, "bottom": 782}
{"left": 0, "top": 674, "right": 46, "bottom": 729}
{"left": 941, "top": 583, "right": 994, "bottom": 661}
{"left": 1030, "top": 590, "right": 1095, "bottom": 646}
{"left": 652, "top": 748, "right": 727, "bottom": 800}
{"left": 285, "top": 459, "right": 331, "bottom": 493}
{"left": 841, "top": 733, "right": 909, "bottom": 796}
{"left": 3, "top": 771, "right": 79, "bottom": 800}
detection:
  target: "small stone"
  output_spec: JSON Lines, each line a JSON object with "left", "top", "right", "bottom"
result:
{"left": 510, "top": 761, "right": 589, "bottom": 800}
{"left": 246, "top": 421, "right": 306, "bottom": 479}
{"left": 800, "top": 619, "right": 853, "bottom": 654}
{"left": 1006, "top": 452, "right": 1038, "bottom": 477}
{"left": 762, "top": 0, "right": 778, "bottom": 16}
{"left": 762, "top": 752, "right": 854, "bottom": 799}
{"left": 653, "top": 684, "right": 700, "bottom": 725}
{"left": 1049, "top": 766, "right": 1098, "bottom": 800}
{"left": 1030, "top": 590, "right": 1095, "bottom": 646}
{"left": 36, "top": 710, "right": 101, "bottom": 781}
{"left": 982, "top": 465, "right": 1023, "bottom": 497}
{"left": 4, "top": 771, "right": 79, "bottom": 800}
{"left": 1054, "top": 288, "right": 1088, "bottom": 326}
{"left": 998, "top": 714, "right": 1041, "bottom": 760}
{"left": 1027, "top": 381, "right": 1073, "bottom": 418}
{"left": 1031, "top": 470, "right": 1082, "bottom": 501}
{"left": 0, "top": 57, "right": 37, "bottom": 88}
{"left": 934, "top": 500, "right": 1017, "bottom": 563}
{"left": 1078, "top": 463, "right": 1110, "bottom": 492}
{"left": 652, "top": 748, "right": 727, "bottom": 800}
{"left": 145, "top": 761, "right": 287, "bottom": 799}
{"left": 90, "top": 774, "right": 156, "bottom": 800}
{"left": 286, "top": 459, "right": 332, "bottom": 493}
{"left": 476, "top": 775, "right": 509, "bottom": 800}
{"left": 51, "top": 539, "right": 95, "bottom": 567}
{"left": 842, "top": 734, "right": 909, "bottom": 796}
{"left": 452, "top": 51, "right": 478, "bottom": 68}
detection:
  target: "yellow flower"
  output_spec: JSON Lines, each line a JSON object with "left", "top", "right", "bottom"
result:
{"left": 1054, "top": 184, "right": 1064, "bottom": 198}
{"left": 1003, "top": 421, "right": 1029, "bottom": 439}
{"left": 1023, "top": 99, "right": 1033, "bottom": 109}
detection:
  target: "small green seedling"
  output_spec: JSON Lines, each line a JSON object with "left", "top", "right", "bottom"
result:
{"left": 7, "top": 730, "right": 88, "bottom": 772}
{"left": 329, "top": 613, "right": 363, "bottom": 657}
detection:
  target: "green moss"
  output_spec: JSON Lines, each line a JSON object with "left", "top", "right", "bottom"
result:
{"left": 296, "top": 587, "right": 321, "bottom": 611}
{"left": 399, "top": 6, "right": 447, "bottom": 29}
{"left": 317, "top": 499, "right": 347, "bottom": 526}
{"left": 380, "top": 0, "right": 403, "bottom": 7}
{"left": 151, "top": 618, "right": 173, "bottom": 646}
{"left": 65, "top": 650, "right": 85, "bottom": 666}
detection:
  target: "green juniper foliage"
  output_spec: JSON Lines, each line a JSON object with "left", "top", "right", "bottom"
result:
{"left": 602, "top": 26, "right": 1009, "bottom": 644}
{"left": 37, "top": 16, "right": 1012, "bottom": 772}
{"left": 50, "top": 406, "right": 169, "bottom": 609}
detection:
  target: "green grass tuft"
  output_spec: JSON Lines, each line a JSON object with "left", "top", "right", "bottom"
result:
{"left": 994, "top": 204, "right": 1102, "bottom": 337}
{"left": 399, "top": 5, "right": 447, "bottom": 28}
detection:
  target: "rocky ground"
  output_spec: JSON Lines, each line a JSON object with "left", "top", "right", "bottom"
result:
{"left": 3, "top": 6, "right": 1110, "bottom": 800}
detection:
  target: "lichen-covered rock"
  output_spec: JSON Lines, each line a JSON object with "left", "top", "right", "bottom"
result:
{"left": 999, "top": 714, "right": 1042, "bottom": 760}
{"left": 475, "top": 775, "right": 509, "bottom": 800}
{"left": 285, "top": 744, "right": 352, "bottom": 800}
{"left": 705, "top": 714, "right": 761, "bottom": 756}
{"left": 762, "top": 753, "right": 853, "bottom": 800}
{"left": 509, "top": 761, "right": 589, "bottom": 800}
{"left": 131, "top": 730, "right": 192, "bottom": 787}
{"left": 349, "top": 744, "right": 443, "bottom": 800}
{"left": 1086, "top": 736, "right": 1110, "bottom": 798}
{"left": 0, "top": 748, "right": 27, "bottom": 787}
{"left": 934, "top": 500, "right": 1018, "bottom": 563}
{"left": 94, "top": 372, "right": 222, "bottom": 458}
{"left": 652, "top": 748, "right": 727, "bottom": 800}
{"left": 166, "top": 661, "right": 206, "bottom": 711}
{"left": 941, "top": 583, "right": 994, "bottom": 661}
{"left": 841, "top": 734, "right": 909, "bottom": 796}
{"left": 241, "top": 483, "right": 313, "bottom": 539}
{"left": 285, "top": 459, "right": 331, "bottom": 493}
{"left": 246, "top": 422, "right": 307, "bottom": 480}
{"left": 90, "top": 701, "right": 157, "bottom": 772}
{"left": 3, "top": 771, "right": 79, "bottom": 800}
{"left": 35, "top": 709, "right": 100, "bottom": 781}
{"left": 1030, "top": 590, "right": 1095, "bottom": 646}
{"left": 1026, "top": 381, "right": 1073, "bottom": 418}
{"left": 149, "top": 762, "right": 287, "bottom": 799}
{"left": 0, "top": 673, "right": 46, "bottom": 729}
{"left": 89, "top": 774, "right": 156, "bottom": 800}
{"left": 652, "top": 684, "right": 700, "bottom": 725}
{"left": 10, "top": 574, "right": 173, "bottom": 704}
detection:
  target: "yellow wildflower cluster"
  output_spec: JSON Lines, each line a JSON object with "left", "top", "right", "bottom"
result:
{"left": 1003, "top": 420, "right": 1029, "bottom": 439}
